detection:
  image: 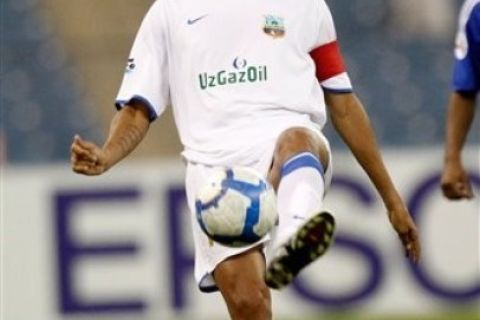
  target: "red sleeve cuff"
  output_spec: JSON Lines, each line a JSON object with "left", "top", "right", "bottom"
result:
{"left": 310, "top": 41, "right": 346, "bottom": 81}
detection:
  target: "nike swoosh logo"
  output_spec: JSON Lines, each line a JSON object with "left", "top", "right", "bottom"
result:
{"left": 292, "top": 215, "right": 306, "bottom": 221}
{"left": 187, "top": 15, "right": 208, "bottom": 25}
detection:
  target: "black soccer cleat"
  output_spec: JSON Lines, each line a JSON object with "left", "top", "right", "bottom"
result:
{"left": 265, "top": 211, "right": 336, "bottom": 290}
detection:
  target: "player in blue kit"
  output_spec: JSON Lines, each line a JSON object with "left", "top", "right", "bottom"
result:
{"left": 442, "top": 0, "right": 479, "bottom": 200}
{"left": 70, "top": 0, "right": 421, "bottom": 319}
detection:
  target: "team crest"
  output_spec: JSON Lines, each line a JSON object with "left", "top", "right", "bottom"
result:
{"left": 263, "top": 15, "right": 285, "bottom": 38}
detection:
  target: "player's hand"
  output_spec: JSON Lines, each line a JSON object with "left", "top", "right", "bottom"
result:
{"left": 70, "top": 135, "right": 110, "bottom": 176}
{"left": 388, "top": 205, "right": 421, "bottom": 264}
{"left": 441, "top": 162, "right": 474, "bottom": 200}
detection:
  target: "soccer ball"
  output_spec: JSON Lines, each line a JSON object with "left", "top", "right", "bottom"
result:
{"left": 195, "top": 167, "right": 277, "bottom": 247}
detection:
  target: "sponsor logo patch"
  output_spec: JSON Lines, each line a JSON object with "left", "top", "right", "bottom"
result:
{"left": 125, "top": 58, "right": 135, "bottom": 73}
{"left": 198, "top": 57, "right": 268, "bottom": 90}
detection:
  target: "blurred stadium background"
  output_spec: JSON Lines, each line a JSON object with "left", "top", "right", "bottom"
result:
{"left": 1, "top": 0, "right": 479, "bottom": 319}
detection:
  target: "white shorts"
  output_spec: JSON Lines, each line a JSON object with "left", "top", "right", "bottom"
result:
{"left": 184, "top": 127, "right": 333, "bottom": 292}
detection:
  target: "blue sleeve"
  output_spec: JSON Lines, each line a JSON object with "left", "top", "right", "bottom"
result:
{"left": 453, "top": 3, "right": 480, "bottom": 93}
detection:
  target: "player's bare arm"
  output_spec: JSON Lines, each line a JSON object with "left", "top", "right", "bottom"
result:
{"left": 441, "top": 92, "right": 476, "bottom": 199}
{"left": 70, "top": 102, "right": 150, "bottom": 176}
{"left": 325, "top": 91, "right": 421, "bottom": 263}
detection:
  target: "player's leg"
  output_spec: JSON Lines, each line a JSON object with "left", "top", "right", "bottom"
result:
{"left": 214, "top": 247, "right": 272, "bottom": 320}
{"left": 265, "top": 126, "right": 335, "bottom": 289}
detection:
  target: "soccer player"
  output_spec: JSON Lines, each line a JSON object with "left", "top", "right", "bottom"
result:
{"left": 441, "top": 0, "right": 479, "bottom": 200}
{"left": 70, "top": 1, "right": 421, "bottom": 319}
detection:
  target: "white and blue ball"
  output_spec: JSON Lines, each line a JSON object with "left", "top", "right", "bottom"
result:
{"left": 195, "top": 167, "right": 277, "bottom": 247}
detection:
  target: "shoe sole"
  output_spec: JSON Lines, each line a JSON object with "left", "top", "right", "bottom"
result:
{"left": 265, "top": 211, "right": 336, "bottom": 290}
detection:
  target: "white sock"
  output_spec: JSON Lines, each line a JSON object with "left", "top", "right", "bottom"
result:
{"left": 272, "top": 152, "right": 326, "bottom": 250}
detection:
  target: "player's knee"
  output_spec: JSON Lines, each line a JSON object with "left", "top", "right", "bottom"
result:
{"left": 275, "top": 127, "right": 316, "bottom": 159}
{"left": 272, "top": 127, "right": 328, "bottom": 172}
{"left": 268, "top": 127, "right": 328, "bottom": 189}
{"left": 225, "top": 281, "right": 271, "bottom": 320}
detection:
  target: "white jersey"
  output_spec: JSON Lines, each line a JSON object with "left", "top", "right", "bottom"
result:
{"left": 116, "top": 0, "right": 352, "bottom": 166}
